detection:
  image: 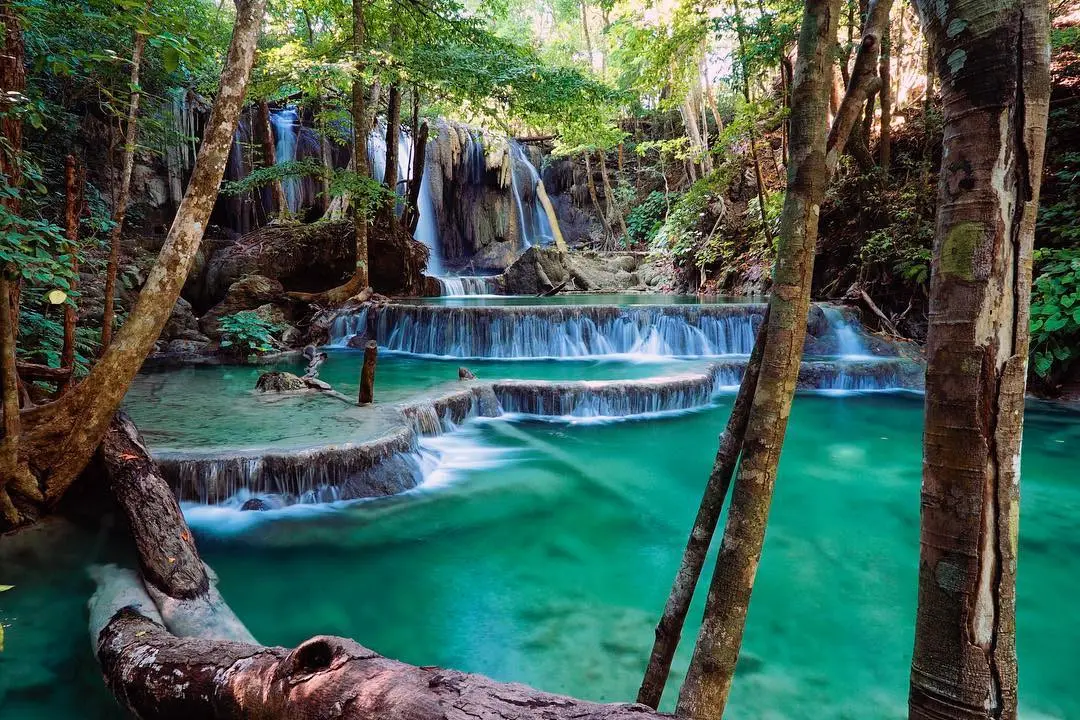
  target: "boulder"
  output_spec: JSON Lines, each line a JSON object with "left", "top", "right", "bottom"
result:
{"left": 254, "top": 371, "right": 308, "bottom": 393}
{"left": 200, "top": 275, "right": 284, "bottom": 338}
{"left": 164, "top": 339, "right": 211, "bottom": 357}
{"left": 501, "top": 247, "right": 674, "bottom": 295}
{"left": 458, "top": 366, "right": 477, "bottom": 380}
{"left": 163, "top": 298, "right": 200, "bottom": 339}
{"left": 198, "top": 219, "right": 429, "bottom": 307}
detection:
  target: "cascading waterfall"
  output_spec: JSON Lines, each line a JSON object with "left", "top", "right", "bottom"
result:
{"left": 822, "top": 305, "right": 870, "bottom": 358}
{"left": 508, "top": 140, "right": 554, "bottom": 249}
{"left": 330, "top": 304, "right": 765, "bottom": 358}
{"left": 435, "top": 275, "right": 500, "bottom": 296}
{"left": 270, "top": 107, "right": 301, "bottom": 213}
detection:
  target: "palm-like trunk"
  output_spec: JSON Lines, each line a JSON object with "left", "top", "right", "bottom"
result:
{"left": 3, "top": 0, "right": 269, "bottom": 531}
{"left": 908, "top": 0, "right": 1050, "bottom": 717}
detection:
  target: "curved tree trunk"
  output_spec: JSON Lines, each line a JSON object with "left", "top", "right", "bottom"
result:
{"left": 102, "top": 4, "right": 150, "bottom": 350}
{"left": 674, "top": 1, "right": 840, "bottom": 716}
{"left": 908, "top": 0, "right": 1050, "bottom": 717}
{"left": 3, "top": 0, "right": 268, "bottom": 531}
{"left": 405, "top": 121, "right": 428, "bottom": 234}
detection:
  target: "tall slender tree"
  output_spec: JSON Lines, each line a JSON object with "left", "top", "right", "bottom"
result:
{"left": 908, "top": 0, "right": 1050, "bottom": 717}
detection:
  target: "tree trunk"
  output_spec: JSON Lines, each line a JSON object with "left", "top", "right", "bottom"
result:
{"left": 382, "top": 83, "right": 402, "bottom": 231}
{"left": 358, "top": 340, "right": 377, "bottom": 404}
{"left": 733, "top": 0, "right": 773, "bottom": 246}
{"left": 93, "top": 605, "right": 666, "bottom": 720}
{"left": 597, "top": 150, "right": 627, "bottom": 242}
{"left": 583, "top": 152, "right": 614, "bottom": 245}
{"left": 405, "top": 121, "right": 428, "bottom": 234}
{"left": 351, "top": 0, "right": 370, "bottom": 290}
{"left": 638, "top": 313, "right": 769, "bottom": 709}
{"left": 579, "top": 0, "right": 593, "bottom": 70}
{"left": 60, "top": 155, "right": 81, "bottom": 391}
{"left": 101, "top": 3, "right": 149, "bottom": 351}
{"left": 878, "top": 24, "right": 892, "bottom": 171}
{"left": 675, "top": 0, "right": 839, "bottom": 716}
{"left": 535, "top": 180, "right": 569, "bottom": 252}
{"left": 908, "top": 0, "right": 1050, "bottom": 717}
{"left": 257, "top": 99, "right": 289, "bottom": 215}
{"left": 5, "top": 0, "right": 269, "bottom": 532}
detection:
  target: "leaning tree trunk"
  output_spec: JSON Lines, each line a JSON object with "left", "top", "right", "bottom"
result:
{"left": 257, "top": 99, "right": 289, "bottom": 215}
{"left": 908, "top": 0, "right": 1050, "bottom": 718}
{"left": 101, "top": 3, "right": 150, "bottom": 351}
{"left": 350, "top": 0, "right": 370, "bottom": 289}
{"left": 674, "top": 0, "right": 840, "bottom": 716}
{"left": 404, "top": 121, "right": 428, "bottom": 234}
{"left": 878, "top": 24, "right": 892, "bottom": 171}
{"left": 637, "top": 312, "right": 769, "bottom": 709}
{"left": 2, "top": 0, "right": 269, "bottom": 532}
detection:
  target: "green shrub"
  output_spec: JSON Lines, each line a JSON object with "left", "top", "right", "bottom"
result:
{"left": 1030, "top": 248, "right": 1080, "bottom": 378}
{"left": 219, "top": 311, "right": 281, "bottom": 358}
{"left": 626, "top": 190, "right": 669, "bottom": 245}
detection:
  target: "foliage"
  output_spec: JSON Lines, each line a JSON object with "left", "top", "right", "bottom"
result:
{"left": 16, "top": 304, "right": 101, "bottom": 375}
{"left": 218, "top": 311, "right": 282, "bottom": 358}
{"left": 651, "top": 168, "right": 733, "bottom": 267}
{"left": 1037, "top": 150, "right": 1080, "bottom": 247}
{"left": 857, "top": 183, "right": 935, "bottom": 289}
{"left": 1030, "top": 248, "right": 1080, "bottom": 379}
{"left": 626, "top": 190, "right": 668, "bottom": 245}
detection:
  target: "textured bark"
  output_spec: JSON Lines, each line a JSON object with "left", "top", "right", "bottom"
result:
{"left": 351, "top": 0, "right": 370, "bottom": 289}
{"left": 826, "top": 0, "right": 893, "bottom": 176}
{"left": 382, "top": 83, "right": 402, "bottom": 231}
{"left": 359, "top": 339, "right": 377, "bottom": 404}
{"left": 6, "top": 0, "right": 268, "bottom": 531}
{"left": 879, "top": 24, "right": 892, "bottom": 171}
{"left": 102, "top": 412, "right": 210, "bottom": 599}
{"left": 675, "top": 1, "right": 839, "bottom": 716}
{"left": 60, "top": 155, "right": 81, "bottom": 391}
{"left": 637, "top": 313, "right": 769, "bottom": 710}
{"left": 908, "top": 0, "right": 1050, "bottom": 717}
{"left": 101, "top": 8, "right": 149, "bottom": 351}
{"left": 257, "top": 99, "right": 289, "bottom": 214}
{"left": 95, "top": 608, "right": 665, "bottom": 720}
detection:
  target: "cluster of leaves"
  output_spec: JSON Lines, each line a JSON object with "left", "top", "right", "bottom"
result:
{"left": 1037, "top": 150, "right": 1080, "bottom": 247}
{"left": 1030, "top": 249, "right": 1080, "bottom": 379}
{"left": 16, "top": 304, "right": 101, "bottom": 375}
{"left": 626, "top": 190, "right": 668, "bottom": 245}
{"left": 218, "top": 311, "right": 282, "bottom": 358}
{"left": 857, "top": 183, "right": 935, "bottom": 288}
{"left": 650, "top": 168, "right": 732, "bottom": 267}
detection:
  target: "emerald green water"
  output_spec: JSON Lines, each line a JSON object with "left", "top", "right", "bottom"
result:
{"left": 3, "top": 392, "right": 1078, "bottom": 718}
{"left": 124, "top": 352, "right": 706, "bottom": 451}
{"left": 177, "top": 393, "right": 1075, "bottom": 719}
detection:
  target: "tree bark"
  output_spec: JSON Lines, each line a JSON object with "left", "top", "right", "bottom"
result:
{"left": 597, "top": 150, "right": 627, "bottom": 242}
{"left": 382, "top": 83, "right": 402, "bottom": 231}
{"left": 351, "top": 0, "right": 370, "bottom": 290}
{"left": 637, "top": 313, "right": 769, "bottom": 709}
{"left": 908, "top": 0, "right": 1050, "bottom": 717}
{"left": 733, "top": 0, "right": 773, "bottom": 246}
{"left": 94, "top": 606, "right": 665, "bottom": 720}
{"left": 583, "top": 152, "right": 614, "bottom": 245}
{"left": 405, "top": 121, "right": 428, "bottom": 234}
{"left": 825, "top": 0, "right": 893, "bottom": 177}
{"left": 675, "top": 0, "right": 839, "bottom": 716}
{"left": 878, "top": 24, "right": 892, "bottom": 171}
{"left": 257, "top": 99, "right": 289, "bottom": 215}
{"left": 358, "top": 339, "right": 377, "bottom": 404}
{"left": 101, "top": 2, "right": 150, "bottom": 351}
{"left": 6, "top": 0, "right": 269, "bottom": 532}
{"left": 60, "top": 155, "right": 81, "bottom": 391}
{"left": 535, "top": 180, "right": 569, "bottom": 252}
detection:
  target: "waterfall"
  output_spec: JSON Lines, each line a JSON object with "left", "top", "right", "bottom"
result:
{"left": 436, "top": 276, "right": 499, "bottom": 296}
{"left": 270, "top": 107, "right": 301, "bottom": 213}
{"left": 508, "top": 140, "right": 554, "bottom": 249}
{"left": 822, "top": 306, "right": 871, "bottom": 358}
{"left": 330, "top": 304, "right": 765, "bottom": 358}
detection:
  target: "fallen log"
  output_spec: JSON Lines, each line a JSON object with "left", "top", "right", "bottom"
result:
{"left": 16, "top": 361, "right": 73, "bottom": 382}
{"left": 90, "top": 413, "right": 670, "bottom": 719}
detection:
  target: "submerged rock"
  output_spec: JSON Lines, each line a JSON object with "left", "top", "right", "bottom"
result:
{"left": 459, "top": 366, "right": 477, "bottom": 380}
{"left": 254, "top": 371, "right": 307, "bottom": 393}
{"left": 239, "top": 496, "right": 285, "bottom": 511}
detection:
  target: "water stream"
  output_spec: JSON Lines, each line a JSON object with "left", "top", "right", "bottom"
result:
{"left": 269, "top": 107, "right": 301, "bottom": 213}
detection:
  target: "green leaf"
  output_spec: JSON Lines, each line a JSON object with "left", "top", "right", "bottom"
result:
{"left": 1044, "top": 315, "right": 1068, "bottom": 332}
{"left": 1035, "top": 354, "right": 1054, "bottom": 377}
{"left": 163, "top": 46, "right": 180, "bottom": 73}
{"left": 0, "top": 585, "right": 12, "bottom": 592}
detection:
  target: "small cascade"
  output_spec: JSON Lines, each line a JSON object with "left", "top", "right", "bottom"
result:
{"left": 822, "top": 305, "right": 870, "bottom": 358}
{"left": 330, "top": 304, "right": 764, "bottom": 358}
{"left": 508, "top": 140, "right": 553, "bottom": 249}
{"left": 494, "top": 374, "right": 717, "bottom": 419}
{"left": 436, "top": 275, "right": 500, "bottom": 296}
{"left": 270, "top": 106, "right": 302, "bottom": 213}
